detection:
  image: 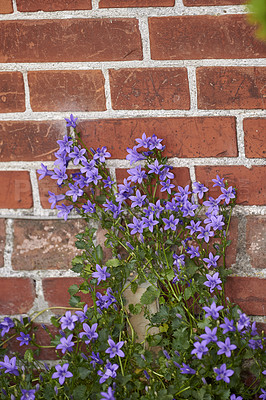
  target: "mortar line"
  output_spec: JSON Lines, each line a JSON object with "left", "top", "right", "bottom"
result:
{"left": 11, "top": 0, "right": 17, "bottom": 12}
{"left": 236, "top": 114, "right": 246, "bottom": 158}
{"left": 22, "top": 71, "right": 32, "bottom": 112}
{"left": 29, "top": 169, "right": 42, "bottom": 215}
{"left": 102, "top": 68, "right": 112, "bottom": 111}
{"left": 187, "top": 66, "right": 197, "bottom": 111}
{"left": 138, "top": 16, "right": 151, "bottom": 62}
{"left": 3, "top": 219, "right": 14, "bottom": 273}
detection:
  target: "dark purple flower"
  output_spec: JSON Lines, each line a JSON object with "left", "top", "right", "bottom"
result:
{"left": 82, "top": 200, "right": 96, "bottom": 214}
{"left": 203, "top": 302, "right": 223, "bottom": 320}
{"left": 92, "top": 264, "right": 111, "bottom": 285}
{"left": 191, "top": 340, "right": 209, "bottom": 359}
{"left": 98, "top": 360, "right": 119, "bottom": 383}
{"left": 90, "top": 351, "right": 103, "bottom": 368}
{"left": 142, "top": 214, "right": 159, "bottom": 233}
{"left": 162, "top": 215, "right": 179, "bottom": 231}
{"left": 64, "top": 114, "right": 78, "bottom": 128}
{"left": 203, "top": 252, "right": 220, "bottom": 269}
{"left": 20, "top": 389, "right": 36, "bottom": 400}
{"left": 129, "top": 189, "right": 146, "bottom": 208}
{"left": 193, "top": 182, "right": 208, "bottom": 199}
{"left": 160, "top": 179, "right": 175, "bottom": 194}
{"left": 37, "top": 163, "right": 53, "bottom": 180}
{"left": 220, "top": 317, "right": 236, "bottom": 334}
{"left": 237, "top": 312, "right": 250, "bottom": 331}
{"left": 48, "top": 191, "right": 65, "bottom": 209}
{"left": 93, "top": 146, "right": 111, "bottom": 163}
{"left": 69, "top": 146, "right": 86, "bottom": 165}
{"left": 56, "top": 204, "right": 74, "bottom": 221}
{"left": 126, "top": 146, "right": 146, "bottom": 165}
{"left": 17, "top": 332, "right": 31, "bottom": 346}
{"left": 212, "top": 175, "right": 225, "bottom": 188}
{"left": 186, "top": 220, "right": 202, "bottom": 235}
{"left": 100, "top": 386, "right": 116, "bottom": 400}
{"left": 52, "top": 363, "right": 73, "bottom": 385}
{"left": 128, "top": 216, "right": 144, "bottom": 235}
{"left": 0, "top": 355, "right": 19, "bottom": 376}
{"left": 204, "top": 272, "right": 222, "bottom": 293}
{"left": 200, "top": 327, "right": 218, "bottom": 344}
{"left": 56, "top": 334, "right": 75, "bottom": 354}
{"left": 197, "top": 226, "right": 214, "bottom": 243}
{"left": 79, "top": 323, "right": 98, "bottom": 344}
{"left": 103, "top": 176, "right": 114, "bottom": 188}
{"left": 106, "top": 338, "right": 125, "bottom": 358}
{"left": 127, "top": 165, "right": 147, "bottom": 184}
{"left": 248, "top": 339, "right": 263, "bottom": 350}
{"left": 214, "top": 363, "right": 234, "bottom": 383}
{"left": 60, "top": 311, "right": 78, "bottom": 331}
{"left": 217, "top": 337, "right": 237, "bottom": 357}
{"left": 186, "top": 246, "right": 200, "bottom": 259}
{"left": 163, "top": 350, "right": 171, "bottom": 360}
{"left": 218, "top": 186, "right": 235, "bottom": 204}
{"left": 179, "top": 363, "right": 196, "bottom": 375}
{"left": 0, "top": 317, "right": 14, "bottom": 337}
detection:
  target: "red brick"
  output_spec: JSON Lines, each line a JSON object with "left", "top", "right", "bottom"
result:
{"left": 0, "top": 121, "right": 65, "bottom": 162}
{"left": 0, "top": 19, "right": 142, "bottom": 63}
{"left": 246, "top": 216, "right": 266, "bottom": 269}
{"left": 0, "top": 171, "right": 33, "bottom": 209}
{"left": 0, "top": 278, "right": 35, "bottom": 314}
{"left": 243, "top": 118, "right": 266, "bottom": 158}
{"left": 79, "top": 117, "right": 237, "bottom": 159}
{"left": 28, "top": 70, "right": 106, "bottom": 112}
{"left": 17, "top": 0, "right": 92, "bottom": 11}
{"left": 225, "top": 216, "right": 238, "bottom": 267}
{"left": 225, "top": 276, "right": 266, "bottom": 316}
{"left": 0, "top": 219, "right": 5, "bottom": 268}
{"left": 184, "top": 0, "right": 244, "bottom": 5}
{"left": 195, "top": 166, "right": 266, "bottom": 206}
{"left": 149, "top": 15, "right": 266, "bottom": 60}
{"left": 99, "top": 0, "right": 174, "bottom": 7}
{"left": 0, "top": 0, "right": 13, "bottom": 13}
{"left": 12, "top": 219, "right": 87, "bottom": 271}
{"left": 197, "top": 67, "right": 266, "bottom": 110}
{"left": 38, "top": 174, "right": 66, "bottom": 209}
{"left": 109, "top": 68, "right": 190, "bottom": 110}
{"left": 0, "top": 72, "right": 25, "bottom": 112}
{"left": 43, "top": 278, "right": 93, "bottom": 308}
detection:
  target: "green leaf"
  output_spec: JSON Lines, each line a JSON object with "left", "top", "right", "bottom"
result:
{"left": 43, "top": 385, "right": 55, "bottom": 400}
{"left": 129, "top": 303, "right": 142, "bottom": 315}
{"left": 73, "top": 385, "right": 87, "bottom": 400}
{"left": 140, "top": 285, "right": 160, "bottom": 305}
{"left": 69, "top": 295, "right": 81, "bottom": 307}
{"left": 130, "top": 281, "right": 138, "bottom": 294}
{"left": 197, "top": 318, "right": 211, "bottom": 330}
{"left": 50, "top": 316, "right": 60, "bottom": 328}
{"left": 96, "top": 245, "right": 103, "bottom": 262}
{"left": 106, "top": 258, "right": 120, "bottom": 267}
{"left": 68, "top": 284, "right": 79, "bottom": 296}
{"left": 24, "top": 349, "right": 34, "bottom": 363}
{"left": 184, "top": 287, "right": 192, "bottom": 300}
{"left": 78, "top": 367, "right": 90, "bottom": 380}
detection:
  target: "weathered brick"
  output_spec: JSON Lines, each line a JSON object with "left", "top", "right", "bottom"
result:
{"left": 43, "top": 278, "right": 93, "bottom": 308}
{"left": 226, "top": 216, "right": 238, "bottom": 267}
{"left": 0, "top": 121, "right": 65, "bottom": 162}
{"left": 0, "top": 278, "right": 35, "bottom": 314}
{"left": 0, "top": 0, "right": 13, "bottom": 13}
{"left": 12, "top": 219, "right": 87, "bottom": 271}
{"left": 0, "top": 219, "right": 5, "bottom": 268}
{"left": 225, "top": 276, "right": 266, "bottom": 316}
{"left": 243, "top": 118, "right": 266, "bottom": 158}
{"left": 17, "top": 0, "right": 92, "bottom": 11}
{"left": 184, "top": 0, "right": 244, "bottom": 5}
{"left": 0, "top": 171, "right": 33, "bottom": 209}
{"left": 0, "top": 19, "right": 142, "bottom": 63}
{"left": 28, "top": 70, "right": 106, "bottom": 112}
{"left": 246, "top": 216, "right": 266, "bottom": 269}
{"left": 109, "top": 68, "right": 190, "bottom": 110}
{"left": 0, "top": 72, "right": 25, "bottom": 112}
{"left": 79, "top": 117, "right": 237, "bottom": 159}
{"left": 197, "top": 67, "right": 266, "bottom": 110}
{"left": 99, "top": 0, "right": 174, "bottom": 7}
{"left": 38, "top": 174, "right": 67, "bottom": 209}
{"left": 149, "top": 15, "right": 266, "bottom": 60}
{"left": 195, "top": 166, "right": 266, "bottom": 206}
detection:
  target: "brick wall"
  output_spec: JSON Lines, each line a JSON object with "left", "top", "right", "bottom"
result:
{"left": 0, "top": 0, "right": 265, "bottom": 339}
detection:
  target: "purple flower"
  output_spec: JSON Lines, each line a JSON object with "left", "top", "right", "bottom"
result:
{"left": 186, "top": 220, "right": 202, "bottom": 235}
{"left": 127, "top": 165, "right": 147, "bottom": 184}
{"left": 82, "top": 200, "right": 96, "bottom": 214}
{"left": 135, "top": 133, "right": 151, "bottom": 149}
{"left": 64, "top": 114, "right": 77, "bottom": 128}
{"left": 128, "top": 216, "right": 144, "bottom": 235}
{"left": 193, "top": 182, "right": 208, "bottom": 199}
{"left": 37, "top": 163, "right": 53, "bottom": 180}
{"left": 48, "top": 191, "right": 65, "bottom": 209}
{"left": 248, "top": 339, "right": 263, "bottom": 350}
{"left": 98, "top": 360, "right": 119, "bottom": 383}
{"left": 160, "top": 166, "right": 174, "bottom": 181}
{"left": 60, "top": 311, "right": 78, "bottom": 331}
{"left": 129, "top": 189, "right": 146, "bottom": 208}
{"left": 80, "top": 159, "right": 96, "bottom": 176}
{"left": 260, "top": 389, "right": 266, "bottom": 400}
{"left": 103, "top": 176, "right": 114, "bottom": 188}
{"left": 0, "top": 317, "right": 14, "bottom": 337}
{"left": 218, "top": 186, "right": 235, "bottom": 205}
{"left": 197, "top": 226, "right": 214, "bottom": 243}
{"left": 147, "top": 159, "right": 163, "bottom": 175}
{"left": 75, "top": 304, "right": 88, "bottom": 323}
{"left": 20, "top": 389, "right": 36, "bottom": 400}
{"left": 92, "top": 264, "right": 111, "bottom": 285}
{"left": 186, "top": 246, "right": 200, "bottom": 259}
{"left": 79, "top": 322, "right": 98, "bottom": 344}
{"left": 204, "top": 272, "right": 222, "bottom": 293}
{"left": 162, "top": 215, "right": 179, "bottom": 231}
{"left": 69, "top": 146, "right": 86, "bottom": 165}
{"left": 237, "top": 312, "right": 250, "bottom": 331}
{"left": 200, "top": 327, "right": 218, "bottom": 344}
{"left": 90, "top": 352, "right": 103, "bottom": 368}
{"left": 179, "top": 363, "right": 196, "bottom": 375}
{"left": 56, "top": 204, "right": 74, "bottom": 221}
{"left": 202, "top": 252, "right": 220, "bottom": 268}
{"left": 203, "top": 197, "right": 220, "bottom": 213}
{"left": 126, "top": 146, "right": 146, "bottom": 165}
{"left": 142, "top": 214, "right": 159, "bottom": 233}
{"left": 93, "top": 146, "right": 111, "bottom": 163}
{"left": 100, "top": 387, "right": 116, "bottom": 400}
{"left": 66, "top": 183, "right": 84, "bottom": 202}
{"left": 86, "top": 169, "right": 103, "bottom": 185}
{"left": 106, "top": 338, "right": 125, "bottom": 358}
{"left": 163, "top": 349, "right": 171, "bottom": 360}
{"left": 0, "top": 355, "right": 19, "bottom": 376}
{"left": 230, "top": 396, "right": 242, "bottom": 400}
{"left": 220, "top": 317, "right": 236, "bottom": 334}
{"left": 160, "top": 179, "right": 175, "bottom": 194}
{"left": 191, "top": 340, "right": 209, "bottom": 359}
{"left": 203, "top": 302, "right": 223, "bottom": 320}
{"left": 149, "top": 134, "right": 164, "bottom": 150}
{"left": 217, "top": 337, "right": 237, "bottom": 357}
{"left": 214, "top": 363, "right": 234, "bottom": 383}
{"left": 17, "top": 332, "right": 31, "bottom": 346}
{"left": 56, "top": 334, "right": 75, "bottom": 354}
{"left": 212, "top": 175, "right": 225, "bottom": 188}
{"left": 57, "top": 135, "right": 73, "bottom": 153}
{"left": 51, "top": 167, "right": 68, "bottom": 186}
{"left": 205, "top": 214, "right": 225, "bottom": 231}
{"left": 52, "top": 363, "right": 73, "bottom": 385}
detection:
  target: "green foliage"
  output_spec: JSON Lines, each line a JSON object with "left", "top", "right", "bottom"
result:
{"left": 247, "top": 0, "right": 266, "bottom": 39}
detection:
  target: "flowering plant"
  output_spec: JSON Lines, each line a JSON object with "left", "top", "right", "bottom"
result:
{"left": 0, "top": 115, "right": 265, "bottom": 399}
